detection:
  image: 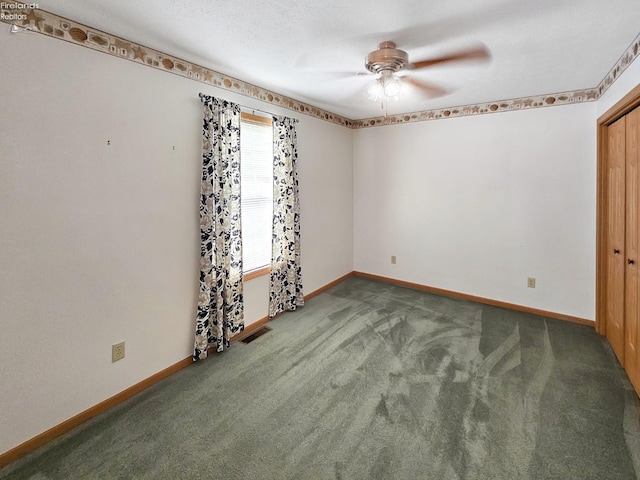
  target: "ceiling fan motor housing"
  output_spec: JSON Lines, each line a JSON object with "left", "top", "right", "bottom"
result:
{"left": 365, "top": 41, "right": 409, "bottom": 74}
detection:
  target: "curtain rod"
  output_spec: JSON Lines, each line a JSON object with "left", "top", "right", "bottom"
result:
{"left": 198, "top": 92, "right": 297, "bottom": 122}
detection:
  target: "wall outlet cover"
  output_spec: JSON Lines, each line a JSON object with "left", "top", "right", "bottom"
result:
{"left": 112, "top": 341, "right": 125, "bottom": 362}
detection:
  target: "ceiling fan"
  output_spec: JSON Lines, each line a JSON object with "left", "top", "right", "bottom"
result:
{"left": 362, "top": 40, "right": 491, "bottom": 106}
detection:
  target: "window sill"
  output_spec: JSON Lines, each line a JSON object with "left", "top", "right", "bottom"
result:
{"left": 244, "top": 266, "right": 270, "bottom": 282}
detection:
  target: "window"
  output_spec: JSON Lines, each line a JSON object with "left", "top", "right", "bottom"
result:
{"left": 240, "top": 112, "right": 273, "bottom": 278}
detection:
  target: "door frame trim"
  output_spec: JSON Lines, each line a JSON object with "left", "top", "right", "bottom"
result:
{"left": 596, "top": 83, "right": 640, "bottom": 335}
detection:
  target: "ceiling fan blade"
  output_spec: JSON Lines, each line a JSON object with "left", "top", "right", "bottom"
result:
{"left": 324, "top": 71, "right": 370, "bottom": 79}
{"left": 298, "top": 68, "right": 371, "bottom": 83}
{"left": 403, "top": 77, "right": 448, "bottom": 98}
{"left": 408, "top": 44, "right": 490, "bottom": 70}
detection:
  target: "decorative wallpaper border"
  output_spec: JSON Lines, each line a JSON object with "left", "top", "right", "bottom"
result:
{"left": 596, "top": 31, "right": 640, "bottom": 97}
{"left": 0, "top": 7, "right": 353, "bottom": 127}
{"left": 350, "top": 88, "right": 599, "bottom": 128}
{"left": 2, "top": 7, "right": 640, "bottom": 129}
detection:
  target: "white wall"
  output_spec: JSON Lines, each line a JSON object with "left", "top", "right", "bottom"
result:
{"left": 353, "top": 102, "right": 597, "bottom": 320}
{"left": 0, "top": 32, "right": 353, "bottom": 455}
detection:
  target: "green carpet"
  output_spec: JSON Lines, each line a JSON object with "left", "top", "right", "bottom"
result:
{"left": 2, "top": 277, "right": 640, "bottom": 479}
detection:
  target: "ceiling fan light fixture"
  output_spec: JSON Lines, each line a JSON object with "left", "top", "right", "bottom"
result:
{"left": 380, "top": 70, "right": 400, "bottom": 97}
{"left": 383, "top": 77, "right": 400, "bottom": 97}
{"left": 360, "top": 39, "right": 489, "bottom": 107}
{"left": 367, "top": 81, "right": 383, "bottom": 100}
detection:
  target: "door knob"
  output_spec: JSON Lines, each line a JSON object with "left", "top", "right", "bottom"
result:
{"left": 614, "top": 249, "right": 620, "bottom": 254}
{"left": 628, "top": 259, "right": 635, "bottom": 265}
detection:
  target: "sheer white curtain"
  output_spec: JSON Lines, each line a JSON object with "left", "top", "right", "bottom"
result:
{"left": 193, "top": 95, "right": 244, "bottom": 360}
{"left": 269, "top": 115, "right": 304, "bottom": 317}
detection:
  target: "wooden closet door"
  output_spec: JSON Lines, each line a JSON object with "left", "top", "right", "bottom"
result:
{"left": 607, "top": 115, "right": 626, "bottom": 364}
{"left": 626, "top": 108, "right": 640, "bottom": 392}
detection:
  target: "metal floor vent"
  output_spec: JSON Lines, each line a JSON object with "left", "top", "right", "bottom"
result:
{"left": 240, "top": 326, "right": 272, "bottom": 344}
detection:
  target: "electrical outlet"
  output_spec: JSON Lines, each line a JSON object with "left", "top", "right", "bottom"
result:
{"left": 527, "top": 277, "right": 536, "bottom": 288}
{"left": 112, "top": 341, "right": 125, "bottom": 362}
{"left": 391, "top": 255, "right": 397, "bottom": 264}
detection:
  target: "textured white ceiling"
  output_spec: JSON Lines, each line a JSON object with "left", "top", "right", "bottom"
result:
{"left": 44, "top": 0, "right": 640, "bottom": 119}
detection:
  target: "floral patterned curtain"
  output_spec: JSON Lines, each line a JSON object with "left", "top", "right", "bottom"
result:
{"left": 193, "top": 95, "right": 244, "bottom": 360}
{"left": 269, "top": 116, "right": 304, "bottom": 317}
